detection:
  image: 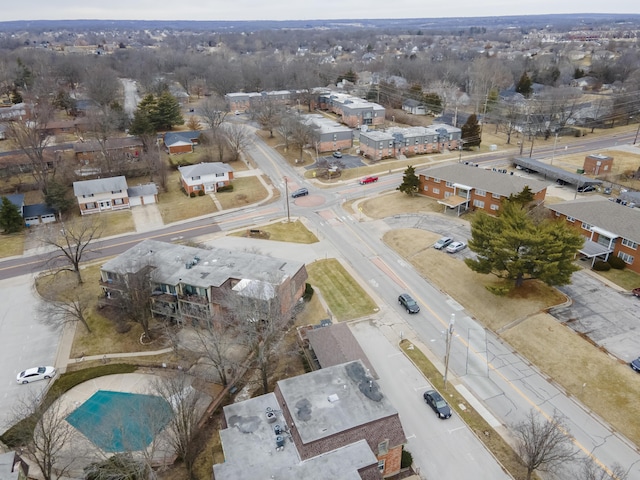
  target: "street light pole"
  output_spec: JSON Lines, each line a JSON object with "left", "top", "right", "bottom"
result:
{"left": 443, "top": 314, "right": 455, "bottom": 389}
{"left": 551, "top": 133, "right": 558, "bottom": 165}
{"left": 284, "top": 176, "right": 290, "bottom": 223}
{"left": 635, "top": 121, "right": 640, "bottom": 145}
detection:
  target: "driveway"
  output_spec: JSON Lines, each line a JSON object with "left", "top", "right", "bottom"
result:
{"left": 131, "top": 204, "right": 164, "bottom": 232}
{"left": 0, "top": 275, "right": 60, "bottom": 429}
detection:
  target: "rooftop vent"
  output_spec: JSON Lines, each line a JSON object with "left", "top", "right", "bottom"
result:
{"left": 328, "top": 394, "right": 339, "bottom": 403}
{"left": 276, "top": 435, "right": 285, "bottom": 448}
{"left": 274, "top": 424, "right": 282, "bottom": 435}
{"left": 266, "top": 408, "right": 277, "bottom": 423}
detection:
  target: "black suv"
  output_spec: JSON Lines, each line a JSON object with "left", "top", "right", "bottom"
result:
{"left": 398, "top": 293, "right": 420, "bottom": 313}
{"left": 423, "top": 390, "right": 452, "bottom": 419}
{"left": 291, "top": 188, "right": 309, "bottom": 198}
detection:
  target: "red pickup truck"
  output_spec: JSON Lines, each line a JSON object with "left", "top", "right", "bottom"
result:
{"left": 359, "top": 176, "right": 379, "bottom": 185}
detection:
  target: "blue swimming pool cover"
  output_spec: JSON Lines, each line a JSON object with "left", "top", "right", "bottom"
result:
{"left": 66, "top": 390, "right": 173, "bottom": 452}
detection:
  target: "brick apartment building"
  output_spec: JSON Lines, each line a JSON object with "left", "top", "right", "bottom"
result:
{"left": 359, "top": 124, "right": 461, "bottom": 161}
{"left": 301, "top": 114, "right": 353, "bottom": 153}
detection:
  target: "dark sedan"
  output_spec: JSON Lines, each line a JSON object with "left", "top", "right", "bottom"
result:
{"left": 423, "top": 390, "right": 452, "bottom": 419}
{"left": 631, "top": 357, "right": 640, "bottom": 372}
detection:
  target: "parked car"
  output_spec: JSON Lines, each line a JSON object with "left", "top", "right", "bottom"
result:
{"left": 291, "top": 188, "right": 309, "bottom": 198}
{"left": 332, "top": 151, "right": 343, "bottom": 158}
{"left": 630, "top": 357, "right": 640, "bottom": 372}
{"left": 423, "top": 390, "right": 452, "bottom": 419}
{"left": 434, "top": 236, "right": 453, "bottom": 250}
{"left": 632, "top": 287, "right": 640, "bottom": 297}
{"left": 17, "top": 366, "right": 56, "bottom": 384}
{"left": 446, "top": 241, "right": 466, "bottom": 253}
{"left": 603, "top": 187, "right": 612, "bottom": 195}
{"left": 578, "top": 184, "right": 596, "bottom": 193}
{"left": 398, "top": 293, "right": 420, "bottom": 314}
{"left": 359, "top": 176, "right": 379, "bottom": 185}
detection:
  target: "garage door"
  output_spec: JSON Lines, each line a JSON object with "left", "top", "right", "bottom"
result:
{"left": 142, "top": 194, "right": 156, "bottom": 204}
{"left": 129, "top": 196, "right": 142, "bottom": 206}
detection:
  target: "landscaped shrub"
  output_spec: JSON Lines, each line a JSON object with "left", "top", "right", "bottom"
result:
{"left": 189, "top": 191, "right": 196, "bottom": 198}
{"left": 302, "top": 283, "right": 314, "bottom": 302}
{"left": 197, "top": 190, "right": 205, "bottom": 196}
{"left": 608, "top": 256, "right": 626, "bottom": 270}
{"left": 217, "top": 184, "right": 234, "bottom": 193}
{"left": 486, "top": 284, "right": 511, "bottom": 296}
{"left": 401, "top": 448, "right": 413, "bottom": 469}
{"left": 593, "top": 260, "right": 611, "bottom": 271}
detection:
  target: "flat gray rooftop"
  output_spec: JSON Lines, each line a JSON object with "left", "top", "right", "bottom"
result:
{"left": 278, "top": 361, "right": 397, "bottom": 444}
{"left": 100, "top": 239, "right": 304, "bottom": 289}
{"left": 213, "top": 393, "right": 375, "bottom": 480}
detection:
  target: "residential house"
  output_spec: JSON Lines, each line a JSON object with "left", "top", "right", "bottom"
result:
{"left": 163, "top": 131, "right": 202, "bottom": 154}
{"left": 0, "top": 451, "right": 29, "bottom": 480}
{"left": 99, "top": 239, "right": 308, "bottom": 324}
{"left": 127, "top": 183, "right": 158, "bottom": 206}
{"left": 213, "top": 360, "right": 406, "bottom": 480}
{"left": 178, "top": 162, "right": 234, "bottom": 195}
{"left": 74, "top": 137, "right": 143, "bottom": 162}
{"left": 359, "top": 125, "right": 459, "bottom": 161}
{"left": 402, "top": 99, "right": 426, "bottom": 115}
{"left": 418, "top": 163, "right": 548, "bottom": 216}
{"left": 547, "top": 197, "right": 640, "bottom": 274}
{"left": 5, "top": 193, "right": 57, "bottom": 226}
{"left": 72, "top": 176, "right": 130, "bottom": 215}
{"left": 301, "top": 114, "right": 353, "bottom": 153}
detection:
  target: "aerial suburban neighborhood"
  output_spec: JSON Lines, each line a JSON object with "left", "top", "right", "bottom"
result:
{"left": 0, "top": 9, "right": 640, "bottom": 480}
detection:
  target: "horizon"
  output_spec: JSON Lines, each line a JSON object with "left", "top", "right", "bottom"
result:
{"left": 1, "top": 1, "right": 638, "bottom": 23}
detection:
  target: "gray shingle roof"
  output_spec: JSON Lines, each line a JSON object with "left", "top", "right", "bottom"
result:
{"left": 178, "top": 162, "right": 233, "bottom": 178}
{"left": 420, "top": 163, "right": 549, "bottom": 196}
{"left": 547, "top": 197, "right": 640, "bottom": 243}
{"left": 73, "top": 176, "right": 128, "bottom": 196}
{"left": 127, "top": 183, "right": 158, "bottom": 197}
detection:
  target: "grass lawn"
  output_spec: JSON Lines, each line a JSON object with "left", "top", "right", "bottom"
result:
{"left": 215, "top": 176, "right": 268, "bottom": 210}
{"left": 593, "top": 267, "right": 640, "bottom": 291}
{"left": 230, "top": 219, "right": 318, "bottom": 244}
{"left": 99, "top": 210, "right": 136, "bottom": 237}
{"left": 306, "top": 258, "right": 378, "bottom": 321}
{"left": 400, "top": 339, "right": 533, "bottom": 480}
{"left": 157, "top": 172, "right": 217, "bottom": 224}
{"left": 0, "top": 232, "right": 24, "bottom": 257}
{"left": 360, "top": 191, "right": 442, "bottom": 219}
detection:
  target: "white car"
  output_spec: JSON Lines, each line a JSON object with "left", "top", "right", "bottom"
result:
{"left": 16, "top": 366, "right": 56, "bottom": 384}
{"left": 446, "top": 241, "right": 466, "bottom": 253}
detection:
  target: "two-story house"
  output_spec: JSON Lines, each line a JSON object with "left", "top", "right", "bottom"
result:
{"left": 178, "top": 162, "right": 234, "bottom": 195}
{"left": 418, "top": 163, "right": 549, "bottom": 216}
{"left": 99, "top": 239, "right": 308, "bottom": 324}
{"left": 72, "top": 176, "right": 131, "bottom": 215}
{"left": 547, "top": 197, "right": 640, "bottom": 274}
{"left": 213, "top": 360, "right": 406, "bottom": 480}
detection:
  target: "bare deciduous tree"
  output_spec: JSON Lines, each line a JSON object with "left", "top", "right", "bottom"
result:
{"left": 40, "top": 216, "right": 103, "bottom": 284}
{"left": 223, "top": 123, "right": 252, "bottom": 162}
{"left": 38, "top": 283, "right": 93, "bottom": 333}
{"left": 198, "top": 96, "right": 228, "bottom": 132}
{"left": 513, "top": 409, "right": 576, "bottom": 480}
{"left": 153, "top": 373, "right": 207, "bottom": 479}
{"left": 581, "top": 458, "right": 628, "bottom": 480}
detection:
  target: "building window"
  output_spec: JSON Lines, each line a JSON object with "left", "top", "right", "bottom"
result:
{"left": 114, "top": 198, "right": 124, "bottom": 205}
{"left": 85, "top": 202, "right": 96, "bottom": 209}
{"left": 476, "top": 189, "right": 486, "bottom": 197}
{"left": 423, "top": 185, "right": 429, "bottom": 192}
{"left": 492, "top": 192, "right": 501, "bottom": 199}
{"left": 378, "top": 440, "right": 389, "bottom": 455}
{"left": 622, "top": 238, "right": 638, "bottom": 249}
{"left": 490, "top": 204, "right": 499, "bottom": 211}
{"left": 191, "top": 175, "right": 201, "bottom": 180}
{"left": 378, "top": 460, "right": 385, "bottom": 472}
{"left": 446, "top": 181, "right": 453, "bottom": 187}
{"left": 111, "top": 190, "right": 122, "bottom": 194}
{"left": 82, "top": 193, "right": 94, "bottom": 198}
{"left": 215, "top": 173, "right": 225, "bottom": 177}
{"left": 193, "top": 185, "right": 201, "bottom": 191}
{"left": 618, "top": 252, "right": 635, "bottom": 265}
{"left": 433, "top": 177, "right": 441, "bottom": 183}
{"left": 581, "top": 222, "right": 593, "bottom": 231}
{"left": 433, "top": 188, "right": 440, "bottom": 194}
{"left": 566, "top": 216, "right": 575, "bottom": 222}
{"left": 473, "top": 199, "right": 485, "bottom": 208}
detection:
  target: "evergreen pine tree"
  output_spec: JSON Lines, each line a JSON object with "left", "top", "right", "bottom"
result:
{"left": 461, "top": 114, "right": 481, "bottom": 148}
{"left": 397, "top": 165, "right": 420, "bottom": 196}
{"left": 0, "top": 196, "right": 24, "bottom": 234}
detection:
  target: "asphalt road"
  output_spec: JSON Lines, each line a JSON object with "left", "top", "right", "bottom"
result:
{"left": 0, "top": 125, "right": 639, "bottom": 477}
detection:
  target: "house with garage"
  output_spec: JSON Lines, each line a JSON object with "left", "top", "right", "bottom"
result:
{"left": 163, "top": 131, "right": 202, "bottom": 154}
{"left": 547, "top": 197, "right": 640, "bottom": 274}
{"left": 213, "top": 360, "right": 406, "bottom": 480}
{"left": 402, "top": 99, "right": 426, "bottom": 115}
{"left": 127, "top": 183, "right": 158, "bottom": 206}
{"left": 5, "top": 193, "right": 57, "bottom": 227}
{"left": 74, "top": 137, "right": 143, "bottom": 162}
{"left": 73, "top": 176, "right": 131, "bottom": 215}
{"left": 99, "top": 239, "right": 308, "bottom": 324}
{"left": 178, "top": 162, "right": 234, "bottom": 195}
{"left": 418, "top": 163, "right": 548, "bottom": 216}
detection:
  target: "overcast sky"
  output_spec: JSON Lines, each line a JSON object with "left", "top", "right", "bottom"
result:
{"left": 2, "top": 1, "right": 638, "bottom": 22}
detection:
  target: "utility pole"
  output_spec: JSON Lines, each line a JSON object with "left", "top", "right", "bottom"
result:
{"left": 443, "top": 314, "right": 455, "bottom": 389}
{"left": 284, "top": 177, "right": 290, "bottom": 223}
{"left": 551, "top": 133, "right": 558, "bottom": 165}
